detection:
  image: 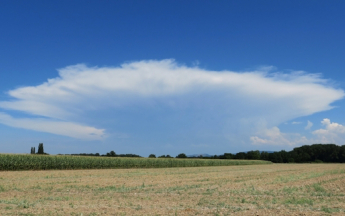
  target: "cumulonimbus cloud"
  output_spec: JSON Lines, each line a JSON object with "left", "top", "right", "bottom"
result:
{"left": 0, "top": 59, "right": 343, "bottom": 141}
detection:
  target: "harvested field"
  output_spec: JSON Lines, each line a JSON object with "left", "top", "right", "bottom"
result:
{"left": 0, "top": 164, "right": 344, "bottom": 215}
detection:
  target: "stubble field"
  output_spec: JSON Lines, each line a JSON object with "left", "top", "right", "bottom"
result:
{"left": 0, "top": 163, "right": 344, "bottom": 215}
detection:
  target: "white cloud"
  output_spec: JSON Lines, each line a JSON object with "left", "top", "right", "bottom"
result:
{"left": 305, "top": 120, "right": 313, "bottom": 130}
{"left": 250, "top": 127, "right": 309, "bottom": 146}
{"left": 312, "top": 119, "right": 345, "bottom": 143}
{"left": 251, "top": 119, "right": 345, "bottom": 146}
{"left": 0, "top": 112, "right": 105, "bottom": 140}
{"left": 292, "top": 121, "right": 302, "bottom": 124}
{"left": 0, "top": 59, "right": 343, "bottom": 142}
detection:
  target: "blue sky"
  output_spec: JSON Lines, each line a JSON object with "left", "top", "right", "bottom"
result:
{"left": 1, "top": 1, "right": 345, "bottom": 156}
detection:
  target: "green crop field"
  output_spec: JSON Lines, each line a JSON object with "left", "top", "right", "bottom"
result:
{"left": 0, "top": 154, "right": 271, "bottom": 171}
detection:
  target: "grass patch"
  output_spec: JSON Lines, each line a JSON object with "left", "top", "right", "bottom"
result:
{"left": 282, "top": 186, "right": 299, "bottom": 194}
{"left": 96, "top": 185, "right": 138, "bottom": 193}
{"left": 0, "top": 185, "right": 5, "bottom": 192}
{"left": 312, "top": 183, "right": 326, "bottom": 193}
{"left": 321, "top": 206, "right": 339, "bottom": 213}
{"left": 284, "top": 197, "right": 313, "bottom": 206}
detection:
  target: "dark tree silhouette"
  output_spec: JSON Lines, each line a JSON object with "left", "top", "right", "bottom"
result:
{"left": 37, "top": 143, "right": 44, "bottom": 154}
{"left": 217, "top": 144, "right": 345, "bottom": 163}
{"left": 176, "top": 153, "right": 187, "bottom": 158}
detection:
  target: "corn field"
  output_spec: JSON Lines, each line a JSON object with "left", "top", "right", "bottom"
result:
{"left": 0, "top": 154, "right": 272, "bottom": 171}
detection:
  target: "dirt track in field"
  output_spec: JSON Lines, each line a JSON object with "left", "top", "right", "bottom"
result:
{"left": 0, "top": 163, "right": 344, "bottom": 215}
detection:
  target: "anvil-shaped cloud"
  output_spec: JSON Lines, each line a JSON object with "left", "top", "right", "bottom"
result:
{"left": 0, "top": 59, "right": 343, "bottom": 142}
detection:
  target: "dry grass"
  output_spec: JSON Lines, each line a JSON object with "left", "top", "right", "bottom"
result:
{"left": 0, "top": 164, "right": 344, "bottom": 215}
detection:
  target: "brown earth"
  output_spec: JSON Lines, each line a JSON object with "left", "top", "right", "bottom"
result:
{"left": 0, "top": 163, "right": 344, "bottom": 215}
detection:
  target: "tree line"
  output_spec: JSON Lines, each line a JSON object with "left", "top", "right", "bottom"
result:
{"left": 62, "top": 151, "right": 188, "bottom": 158}
{"left": 31, "top": 143, "right": 345, "bottom": 163}
{"left": 68, "top": 150, "right": 141, "bottom": 158}
{"left": 215, "top": 144, "right": 345, "bottom": 163}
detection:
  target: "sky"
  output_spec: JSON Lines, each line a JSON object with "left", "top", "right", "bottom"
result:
{"left": 1, "top": 1, "right": 345, "bottom": 156}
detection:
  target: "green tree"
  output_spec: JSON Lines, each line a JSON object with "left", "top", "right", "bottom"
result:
{"left": 176, "top": 153, "right": 187, "bottom": 158}
{"left": 234, "top": 152, "right": 246, "bottom": 159}
{"left": 260, "top": 152, "right": 269, "bottom": 161}
{"left": 149, "top": 154, "right": 156, "bottom": 158}
{"left": 224, "top": 153, "right": 233, "bottom": 159}
{"left": 37, "top": 143, "right": 44, "bottom": 154}
{"left": 247, "top": 150, "right": 261, "bottom": 160}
